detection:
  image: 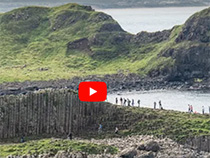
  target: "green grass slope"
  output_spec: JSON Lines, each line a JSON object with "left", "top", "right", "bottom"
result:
{"left": 96, "top": 106, "right": 210, "bottom": 143}
{"left": 0, "top": 3, "right": 209, "bottom": 83}
{"left": 0, "top": 138, "right": 117, "bottom": 157}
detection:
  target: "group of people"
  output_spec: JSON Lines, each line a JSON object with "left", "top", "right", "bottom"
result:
{"left": 115, "top": 97, "right": 164, "bottom": 110}
{"left": 188, "top": 105, "right": 210, "bottom": 115}
{"left": 115, "top": 97, "right": 141, "bottom": 107}
{"left": 188, "top": 104, "right": 194, "bottom": 113}
{"left": 154, "top": 100, "right": 163, "bottom": 110}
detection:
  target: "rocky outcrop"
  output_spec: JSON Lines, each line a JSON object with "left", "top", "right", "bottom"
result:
{"left": 160, "top": 7, "right": 210, "bottom": 81}
{"left": 67, "top": 38, "right": 91, "bottom": 52}
{"left": 163, "top": 45, "right": 210, "bottom": 81}
{"left": 88, "top": 135, "right": 210, "bottom": 158}
{"left": 133, "top": 30, "right": 171, "bottom": 44}
{"left": 138, "top": 141, "right": 160, "bottom": 152}
{"left": 99, "top": 23, "right": 124, "bottom": 32}
{"left": 176, "top": 8, "right": 210, "bottom": 43}
{"left": 119, "top": 148, "right": 138, "bottom": 158}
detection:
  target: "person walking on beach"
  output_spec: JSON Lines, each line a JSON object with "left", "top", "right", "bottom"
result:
{"left": 137, "top": 100, "right": 140, "bottom": 107}
{"left": 128, "top": 99, "right": 131, "bottom": 106}
{"left": 116, "top": 97, "right": 118, "bottom": 105}
{"left": 124, "top": 98, "right": 127, "bottom": 106}
{"left": 120, "top": 97, "right": 123, "bottom": 105}
{"left": 191, "top": 105, "right": 193, "bottom": 113}
{"left": 188, "top": 104, "right": 191, "bottom": 113}
{"left": 202, "top": 106, "right": 205, "bottom": 114}
{"left": 159, "top": 100, "right": 162, "bottom": 109}
{"left": 154, "top": 102, "right": 157, "bottom": 109}
{"left": 132, "top": 99, "right": 134, "bottom": 106}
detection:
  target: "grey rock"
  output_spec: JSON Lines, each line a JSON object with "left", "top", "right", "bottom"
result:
{"left": 120, "top": 147, "right": 138, "bottom": 158}
{"left": 145, "top": 141, "right": 160, "bottom": 152}
{"left": 138, "top": 141, "right": 160, "bottom": 152}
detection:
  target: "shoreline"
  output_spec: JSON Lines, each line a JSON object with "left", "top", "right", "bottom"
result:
{"left": 0, "top": 73, "right": 210, "bottom": 95}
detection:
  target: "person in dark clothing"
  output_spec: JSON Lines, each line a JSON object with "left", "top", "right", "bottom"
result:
{"left": 120, "top": 97, "right": 123, "bottom": 105}
{"left": 124, "top": 98, "right": 127, "bottom": 106}
{"left": 68, "top": 133, "right": 73, "bottom": 140}
{"left": 115, "top": 127, "right": 119, "bottom": 134}
{"left": 209, "top": 106, "right": 210, "bottom": 114}
{"left": 188, "top": 104, "right": 191, "bottom": 113}
{"left": 116, "top": 98, "right": 118, "bottom": 105}
{"left": 128, "top": 99, "right": 131, "bottom": 106}
{"left": 137, "top": 100, "right": 140, "bottom": 107}
{"left": 132, "top": 99, "right": 134, "bottom": 106}
{"left": 154, "top": 102, "right": 157, "bottom": 109}
{"left": 159, "top": 100, "right": 162, "bottom": 109}
{"left": 202, "top": 106, "right": 205, "bottom": 114}
{"left": 21, "top": 136, "right": 25, "bottom": 143}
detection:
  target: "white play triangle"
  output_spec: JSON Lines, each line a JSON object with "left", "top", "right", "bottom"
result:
{"left": 89, "top": 87, "right": 97, "bottom": 96}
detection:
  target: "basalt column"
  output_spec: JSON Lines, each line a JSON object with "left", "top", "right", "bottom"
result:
{"left": 0, "top": 89, "right": 112, "bottom": 140}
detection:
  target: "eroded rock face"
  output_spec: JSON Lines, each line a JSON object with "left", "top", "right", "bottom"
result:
{"left": 99, "top": 23, "right": 124, "bottom": 32}
{"left": 133, "top": 30, "right": 171, "bottom": 44}
{"left": 67, "top": 38, "right": 91, "bottom": 52}
{"left": 176, "top": 8, "right": 210, "bottom": 43}
{"left": 163, "top": 45, "right": 210, "bottom": 81}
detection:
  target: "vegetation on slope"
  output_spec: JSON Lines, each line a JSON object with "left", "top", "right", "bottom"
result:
{"left": 96, "top": 106, "right": 210, "bottom": 143}
{"left": 0, "top": 3, "right": 209, "bottom": 83}
{"left": 0, "top": 3, "right": 179, "bottom": 83}
{"left": 0, "top": 138, "right": 118, "bottom": 157}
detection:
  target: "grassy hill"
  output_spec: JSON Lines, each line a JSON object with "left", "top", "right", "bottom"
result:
{"left": 0, "top": 3, "right": 210, "bottom": 83}
{"left": 0, "top": 138, "right": 117, "bottom": 157}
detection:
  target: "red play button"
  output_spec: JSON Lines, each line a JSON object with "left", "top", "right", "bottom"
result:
{"left": 78, "top": 81, "right": 107, "bottom": 102}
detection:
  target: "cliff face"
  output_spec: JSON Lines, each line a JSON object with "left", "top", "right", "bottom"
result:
{"left": 0, "top": 4, "right": 210, "bottom": 83}
{"left": 0, "top": 89, "right": 116, "bottom": 139}
{"left": 160, "top": 8, "right": 210, "bottom": 81}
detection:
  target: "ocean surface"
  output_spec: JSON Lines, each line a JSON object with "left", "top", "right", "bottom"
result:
{"left": 107, "top": 90, "right": 210, "bottom": 113}
{"left": 0, "top": 2, "right": 208, "bottom": 33}
{"left": 98, "top": 7, "right": 208, "bottom": 33}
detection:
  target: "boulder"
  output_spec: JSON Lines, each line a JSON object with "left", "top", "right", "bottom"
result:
{"left": 119, "top": 147, "right": 138, "bottom": 158}
{"left": 138, "top": 141, "right": 160, "bottom": 152}
{"left": 145, "top": 141, "right": 160, "bottom": 152}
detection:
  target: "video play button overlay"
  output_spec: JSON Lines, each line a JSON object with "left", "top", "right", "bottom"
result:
{"left": 89, "top": 87, "right": 97, "bottom": 96}
{"left": 79, "top": 81, "right": 107, "bottom": 102}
